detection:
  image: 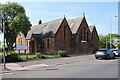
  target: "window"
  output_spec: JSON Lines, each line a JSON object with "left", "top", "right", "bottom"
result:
{"left": 18, "top": 36, "right": 23, "bottom": 45}
{"left": 86, "top": 32, "right": 89, "bottom": 41}
{"left": 80, "top": 30, "right": 82, "bottom": 41}
{"left": 83, "top": 27, "right": 86, "bottom": 41}
{"left": 27, "top": 40, "right": 28, "bottom": 46}
{"left": 47, "top": 38, "right": 49, "bottom": 48}
{"left": 21, "top": 38, "right": 22, "bottom": 45}
{"left": 64, "top": 26, "right": 66, "bottom": 40}
{"left": 81, "top": 27, "right": 87, "bottom": 42}
{"left": 18, "top": 38, "right": 21, "bottom": 45}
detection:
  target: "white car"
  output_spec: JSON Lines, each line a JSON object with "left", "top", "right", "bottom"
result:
{"left": 112, "top": 49, "right": 120, "bottom": 57}
{"left": 95, "top": 49, "right": 115, "bottom": 60}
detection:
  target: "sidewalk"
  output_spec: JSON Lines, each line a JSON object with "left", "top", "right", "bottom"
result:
{"left": 3, "top": 54, "right": 95, "bottom": 71}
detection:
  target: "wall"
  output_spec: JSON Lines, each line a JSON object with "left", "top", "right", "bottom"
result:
{"left": 54, "top": 18, "right": 72, "bottom": 53}
{"left": 16, "top": 32, "right": 28, "bottom": 53}
{"left": 72, "top": 17, "right": 93, "bottom": 54}
{"left": 91, "top": 28, "right": 99, "bottom": 52}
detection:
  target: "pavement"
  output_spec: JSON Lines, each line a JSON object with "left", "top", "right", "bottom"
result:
{"left": 2, "top": 55, "right": 119, "bottom": 78}
{"left": 1, "top": 54, "right": 94, "bottom": 72}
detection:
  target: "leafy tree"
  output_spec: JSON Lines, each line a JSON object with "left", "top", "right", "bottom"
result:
{"left": 116, "top": 44, "right": 120, "bottom": 48}
{"left": 99, "top": 34, "right": 119, "bottom": 49}
{"left": 0, "top": 2, "right": 31, "bottom": 51}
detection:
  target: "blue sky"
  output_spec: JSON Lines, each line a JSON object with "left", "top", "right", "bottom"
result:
{"left": 20, "top": 2, "right": 118, "bottom": 35}
{"left": 0, "top": 2, "right": 118, "bottom": 42}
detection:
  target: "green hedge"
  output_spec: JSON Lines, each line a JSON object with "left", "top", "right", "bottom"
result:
{"left": 36, "top": 53, "right": 47, "bottom": 59}
{"left": 36, "top": 53, "right": 59, "bottom": 59}
{"left": 57, "top": 50, "right": 68, "bottom": 57}
{"left": 2, "top": 54, "right": 23, "bottom": 63}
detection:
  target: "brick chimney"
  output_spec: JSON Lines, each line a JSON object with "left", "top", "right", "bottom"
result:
{"left": 38, "top": 20, "right": 42, "bottom": 24}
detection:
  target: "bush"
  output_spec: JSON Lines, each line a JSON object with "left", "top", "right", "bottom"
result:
{"left": 2, "top": 54, "right": 23, "bottom": 63}
{"left": 36, "top": 53, "right": 47, "bottom": 59}
{"left": 57, "top": 50, "right": 68, "bottom": 57}
{"left": 36, "top": 53, "right": 41, "bottom": 58}
{"left": 7, "top": 51, "right": 25, "bottom": 55}
{"left": 40, "top": 55, "right": 47, "bottom": 59}
{"left": 27, "top": 55, "right": 37, "bottom": 60}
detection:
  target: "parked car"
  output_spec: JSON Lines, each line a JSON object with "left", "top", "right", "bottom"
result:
{"left": 112, "top": 49, "right": 120, "bottom": 57}
{"left": 95, "top": 49, "right": 115, "bottom": 60}
{"left": 117, "top": 49, "right": 120, "bottom": 57}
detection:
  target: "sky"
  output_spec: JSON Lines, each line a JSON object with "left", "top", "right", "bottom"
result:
{"left": 0, "top": 1, "right": 119, "bottom": 43}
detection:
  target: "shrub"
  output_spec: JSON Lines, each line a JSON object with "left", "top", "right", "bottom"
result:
{"left": 10, "top": 51, "right": 24, "bottom": 55}
{"left": 27, "top": 55, "right": 37, "bottom": 60}
{"left": 36, "top": 53, "right": 47, "bottom": 59}
{"left": 57, "top": 50, "right": 68, "bottom": 57}
{"left": 36, "top": 53, "right": 41, "bottom": 58}
{"left": 40, "top": 55, "right": 47, "bottom": 59}
{"left": 2, "top": 54, "right": 23, "bottom": 63}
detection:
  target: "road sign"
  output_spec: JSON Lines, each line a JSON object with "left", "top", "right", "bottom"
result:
{"left": 16, "top": 45, "right": 28, "bottom": 50}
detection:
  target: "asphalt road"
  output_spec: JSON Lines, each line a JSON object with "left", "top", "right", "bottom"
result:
{"left": 2, "top": 57, "right": 119, "bottom": 78}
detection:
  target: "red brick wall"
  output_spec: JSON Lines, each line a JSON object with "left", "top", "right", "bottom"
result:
{"left": 43, "top": 38, "right": 55, "bottom": 54}
{"left": 54, "top": 18, "right": 72, "bottom": 52}
{"left": 91, "top": 28, "right": 99, "bottom": 51}
{"left": 22, "top": 17, "right": 99, "bottom": 55}
{"left": 73, "top": 17, "right": 93, "bottom": 54}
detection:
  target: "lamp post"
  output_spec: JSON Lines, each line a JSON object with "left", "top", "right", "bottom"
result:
{"left": 110, "top": 17, "right": 112, "bottom": 49}
{"left": 1, "top": 11, "right": 6, "bottom": 70}
{"left": 110, "top": 16, "right": 117, "bottom": 49}
{"left": 106, "top": 38, "right": 107, "bottom": 49}
{"left": 2, "top": 18, "right": 6, "bottom": 70}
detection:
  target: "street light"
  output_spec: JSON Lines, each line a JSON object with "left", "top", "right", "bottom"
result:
{"left": 110, "top": 16, "right": 117, "bottom": 49}
{"left": 106, "top": 38, "right": 107, "bottom": 49}
{"left": 1, "top": 12, "right": 6, "bottom": 70}
{"left": 110, "top": 17, "right": 112, "bottom": 49}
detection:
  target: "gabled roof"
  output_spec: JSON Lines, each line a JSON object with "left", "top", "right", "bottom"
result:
{"left": 89, "top": 25, "right": 95, "bottom": 33}
{"left": 68, "top": 17, "right": 84, "bottom": 34}
{"left": 89, "top": 25, "right": 99, "bottom": 40}
{"left": 26, "top": 18, "right": 64, "bottom": 39}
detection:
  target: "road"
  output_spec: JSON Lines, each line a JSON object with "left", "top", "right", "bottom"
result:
{"left": 2, "top": 56, "right": 119, "bottom": 78}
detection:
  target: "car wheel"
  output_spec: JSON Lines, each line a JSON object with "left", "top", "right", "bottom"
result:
{"left": 95, "top": 57, "right": 98, "bottom": 59}
{"left": 107, "top": 55, "right": 110, "bottom": 60}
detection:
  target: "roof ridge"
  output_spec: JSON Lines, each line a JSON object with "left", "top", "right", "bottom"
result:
{"left": 40, "top": 18, "right": 64, "bottom": 25}
{"left": 31, "top": 18, "right": 64, "bottom": 28}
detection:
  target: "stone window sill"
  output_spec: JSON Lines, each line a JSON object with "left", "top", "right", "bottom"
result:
{"left": 81, "top": 41, "right": 87, "bottom": 43}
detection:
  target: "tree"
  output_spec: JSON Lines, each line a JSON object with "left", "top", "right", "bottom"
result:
{"left": 99, "top": 34, "right": 118, "bottom": 49}
{"left": 116, "top": 44, "right": 120, "bottom": 49}
{"left": 0, "top": 2, "right": 31, "bottom": 51}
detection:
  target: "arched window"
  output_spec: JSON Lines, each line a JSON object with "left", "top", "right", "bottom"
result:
{"left": 47, "top": 38, "right": 49, "bottom": 48}
{"left": 64, "top": 26, "right": 66, "bottom": 40}
{"left": 86, "top": 32, "right": 89, "bottom": 41}
{"left": 18, "top": 38, "right": 21, "bottom": 45}
{"left": 21, "top": 38, "right": 22, "bottom": 45}
{"left": 83, "top": 27, "right": 86, "bottom": 41}
{"left": 80, "top": 30, "right": 82, "bottom": 41}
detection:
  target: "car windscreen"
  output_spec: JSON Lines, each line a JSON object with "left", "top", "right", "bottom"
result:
{"left": 112, "top": 50, "right": 117, "bottom": 52}
{"left": 97, "top": 50, "right": 107, "bottom": 52}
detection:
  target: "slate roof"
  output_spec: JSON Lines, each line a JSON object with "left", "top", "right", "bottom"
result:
{"left": 68, "top": 17, "right": 83, "bottom": 34}
{"left": 89, "top": 25, "right": 95, "bottom": 33}
{"left": 26, "top": 18, "right": 64, "bottom": 39}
